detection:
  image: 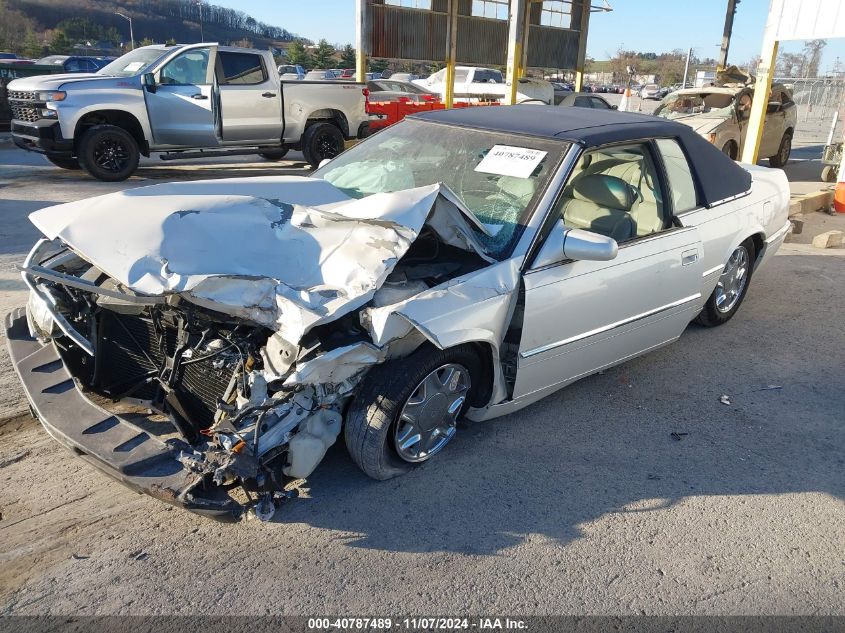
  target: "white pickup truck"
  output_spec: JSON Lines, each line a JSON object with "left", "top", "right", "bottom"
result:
{"left": 8, "top": 44, "right": 371, "bottom": 180}
{"left": 414, "top": 66, "right": 553, "bottom": 105}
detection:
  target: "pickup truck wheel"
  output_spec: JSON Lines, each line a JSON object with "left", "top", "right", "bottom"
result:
{"left": 344, "top": 344, "right": 480, "bottom": 481}
{"left": 78, "top": 125, "right": 140, "bottom": 182}
{"left": 695, "top": 240, "right": 755, "bottom": 327}
{"left": 768, "top": 132, "right": 792, "bottom": 168}
{"left": 259, "top": 149, "right": 288, "bottom": 161}
{"left": 302, "top": 122, "right": 344, "bottom": 168}
{"left": 45, "top": 156, "right": 81, "bottom": 170}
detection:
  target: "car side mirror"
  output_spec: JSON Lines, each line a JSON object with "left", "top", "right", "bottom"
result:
{"left": 142, "top": 72, "right": 157, "bottom": 93}
{"left": 611, "top": 104, "right": 618, "bottom": 109}
{"left": 533, "top": 220, "right": 618, "bottom": 269}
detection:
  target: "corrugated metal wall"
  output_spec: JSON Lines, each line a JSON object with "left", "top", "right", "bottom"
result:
{"left": 368, "top": 0, "right": 584, "bottom": 69}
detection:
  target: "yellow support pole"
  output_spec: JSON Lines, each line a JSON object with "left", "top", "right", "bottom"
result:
{"left": 740, "top": 6, "right": 779, "bottom": 164}
{"left": 574, "top": 0, "right": 591, "bottom": 92}
{"left": 355, "top": 0, "right": 368, "bottom": 83}
{"left": 504, "top": 0, "right": 528, "bottom": 105}
{"left": 444, "top": 0, "right": 458, "bottom": 108}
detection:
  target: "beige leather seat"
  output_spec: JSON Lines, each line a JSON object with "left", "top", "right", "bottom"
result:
{"left": 559, "top": 174, "right": 637, "bottom": 243}
{"left": 575, "top": 156, "right": 665, "bottom": 236}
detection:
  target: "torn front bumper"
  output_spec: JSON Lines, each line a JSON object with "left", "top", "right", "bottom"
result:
{"left": 4, "top": 307, "right": 243, "bottom": 521}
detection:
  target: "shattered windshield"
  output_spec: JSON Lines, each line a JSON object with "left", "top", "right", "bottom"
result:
{"left": 97, "top": 47, "right": 171, "bottom": 77}
{"left": 654, "top": 91, "right": 736, "bottom": 119}
{"left": 313, "top": 119, "right": 566, "bottom": 259}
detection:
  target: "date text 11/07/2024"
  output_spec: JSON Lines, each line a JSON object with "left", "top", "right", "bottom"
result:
{"left": 307, "top": 617, "right": 528, "bottom": 630}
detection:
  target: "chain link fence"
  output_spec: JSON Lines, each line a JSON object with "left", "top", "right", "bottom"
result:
{"left": 777, "top": 77, "right": 845, "bottom": 146}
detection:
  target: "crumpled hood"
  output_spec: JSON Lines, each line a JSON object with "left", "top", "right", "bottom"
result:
{"left": 28, "top": 176, "right": 491, "bottom": 345}
{"left": 668, "top": 114, "right": 724, "bottom": 135}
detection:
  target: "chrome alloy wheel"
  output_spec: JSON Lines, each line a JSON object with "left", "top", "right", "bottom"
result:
{"left": 715, "top": 246, "right": 749, "bottom": 313}
{"left": 393, "top": 363, "right": 471, "bottom": 463}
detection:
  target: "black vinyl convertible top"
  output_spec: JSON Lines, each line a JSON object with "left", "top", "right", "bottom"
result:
{"left": 413, "top": 105, "right": 752, "bottom": 206}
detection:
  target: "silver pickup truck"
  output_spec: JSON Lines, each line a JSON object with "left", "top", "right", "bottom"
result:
{"left": 8, "top": 44, "right": 371, "bottom": 180}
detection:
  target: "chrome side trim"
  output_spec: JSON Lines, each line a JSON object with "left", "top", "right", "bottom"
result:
{"left": 519, "top": 293, "right": 701, "bottom": 359}
{"left": 706, "top": 188, "right": 752, "bottom": 209}
{"left": 702, "top": 264, "right": 725, "bottom": 277}
{"left": 765, "top": 220, "right": 791, "bottom": 244}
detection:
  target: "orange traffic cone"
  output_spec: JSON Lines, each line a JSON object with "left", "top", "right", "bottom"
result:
{"left": 835, "top": 161, "right": 845, "bottom": 213}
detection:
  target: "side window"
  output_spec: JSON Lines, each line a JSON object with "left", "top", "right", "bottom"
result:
{"left": 590, "top": 97, "right": 610, "bottom": 109}
{"left": 160, "top": 48, "right": 211, "bottom": 85}
{"left": 554, "top": 143, "right": 667, "bottom": 243}
{"left": 573, "top": 96, "right": 592, "bottom": 108}
{"left": 218, "top": 52, "right": 266, "bottom": 85}
{"left": 655, "top": 138, "right": 698, "bottom": 213}
{"left": 66, "top": 59, "right": 82, "bottom": 72}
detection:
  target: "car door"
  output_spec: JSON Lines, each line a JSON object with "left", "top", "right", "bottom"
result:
{"left": 215, "top": 50, "right": 282, "bottom": 144}
{"left": 513, "top": 141, "right": 704, "bottom": 399}
{"left": 760, "top": 90, "right": 786, "bottom": 158}
{"left": 144, "top": 44, "right": 220, "bottom": 147}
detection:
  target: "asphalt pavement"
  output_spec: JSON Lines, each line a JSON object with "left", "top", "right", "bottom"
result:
{"left": 0, "top": 136, "right": 842, "bottom": 617}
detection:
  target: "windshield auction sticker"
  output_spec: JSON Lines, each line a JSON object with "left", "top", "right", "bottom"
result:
{"left": 475, "top": 145, "right": 547, "bottom": 179}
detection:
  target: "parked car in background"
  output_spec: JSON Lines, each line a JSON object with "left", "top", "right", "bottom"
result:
{"left": 0, "top": 52, "right": 18, "bottom": 60}
{"left": 552, "top": 82, "right": 572, "bottom": 105}
{"left": 7, "top": 106, "right": 790, "bottom": 520}
{"left": 654, "top": 82, "right": 796, "bottom": 166}
{"left": 9, "top": 44, "right": 371, "bottom": 178}
{"left": 557, "top": 92, "right": 616, "bottom": 110}
{"left": 365, "top": 72, "right": 382, "bottom": 80}
{"left": 367, "top": 79, "right": 438, "bottom": 103}
{"left": 277, "top": 64, "right": 305, "bottom": 80}
{"left": 389, "top": 73, "right": 419, "bottom": 83}
{"left": 640, "top": 83, "right": 662, "bottom": 100}
{"left": 416, "top": 66, "right": 553, "bottom": 104}
{"left": 35, "top": 55, "right": 112, "bottom": 73}
{"left": 304, "top": 69, "right": 338, "bottom": 80}
{"left": 338, "top": 69, "right": 355, "bottom": 79}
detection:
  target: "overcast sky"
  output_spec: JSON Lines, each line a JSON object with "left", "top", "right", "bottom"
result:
{"left": 218, "top": 0, "right": 845, "bottom": 73}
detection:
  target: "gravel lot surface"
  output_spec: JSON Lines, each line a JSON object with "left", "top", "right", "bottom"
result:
{"left": 0, "top": 140, "right": 842, "bottom": 617}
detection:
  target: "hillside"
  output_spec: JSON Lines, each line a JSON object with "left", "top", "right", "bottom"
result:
{"left": 4, "top": 0, "right": 300, "bottom": 52}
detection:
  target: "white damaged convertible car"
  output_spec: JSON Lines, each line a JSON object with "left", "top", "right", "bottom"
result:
{"left": 6, "top": 106, "right": 790, "bottom": 520}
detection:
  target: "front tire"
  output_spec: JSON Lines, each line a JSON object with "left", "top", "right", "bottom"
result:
{"left": 259, "top": 149, "right": 289, "bottom": 161}
{"left": 769, "top": 131, "right": 792, "bottom": 168}
{"left": 45, "top": 155, "right": 80, "bottom": 170}
{"left": 301, "top": 122, "right": 344, "bottom": 169}
{"left": 696, "top": 240, "right": 754, "bottom": 327}
{"left": 344, "top": 344, "right": 480, "bottom": 481}
{"left": 77, "top": 125, "right": 140, "bottom": 182}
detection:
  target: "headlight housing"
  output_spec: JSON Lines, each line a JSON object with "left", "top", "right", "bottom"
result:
{"left": 36, "top": 91, "right": 66, "bottom": 102}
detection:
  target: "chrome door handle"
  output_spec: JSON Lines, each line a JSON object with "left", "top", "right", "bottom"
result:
{"left": 262, "top": 92, "right": 277, "bottom": 98}
{"left": 681, "top": 250, "right": 699, "bottom": 266}
{"left": 191, "top": 94, "right": 208, "bottom": 100}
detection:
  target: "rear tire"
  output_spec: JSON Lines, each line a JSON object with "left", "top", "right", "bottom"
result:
{"left": 259, "top": 149, "right": 289, "bottom": 161}
{"left": 695, "top": 239, "right": 755, "bottom": 327}
{"left": 344, "top": 344, "right": 481, "bottom": 481}
{"left": 721, "top": 141, "right": 737, "bottom": 160}
{"left": 301, "top": 122, "right": 344, "bottom": 168}
{"left": 768, "top": 131, "right": 792, "bottom": 168}
{"left": 77, "top": 125, "right": 140, "bottom": 182}
{"left": 45, "top": 155, "right": 80, "bottom": 170}
{"left": 821, "top": 164, "right": 837, "bottom": 183}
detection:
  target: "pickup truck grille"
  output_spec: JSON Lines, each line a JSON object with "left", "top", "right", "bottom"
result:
{"left": 9, "top": 90, "right": 36, "bottom": 101}
{"left": 10, "top": 104, "right": 39, "bottom": 123}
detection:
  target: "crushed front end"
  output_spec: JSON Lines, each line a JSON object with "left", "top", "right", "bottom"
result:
{"left": 8, "top": 239, "right": 365, "bottom": 521}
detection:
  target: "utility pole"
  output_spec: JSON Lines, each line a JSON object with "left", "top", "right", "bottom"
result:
{"left": 115, "top": 12, "right": 134, "bottom": 50}
{"left": 718, "top": 0, "right": 739, "bottom": 70}
{"left": 682, "top": 47, "right": 692, "bottom": 88}
{"left": 194, "top": 0, "right": 204, "bottom": 42}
